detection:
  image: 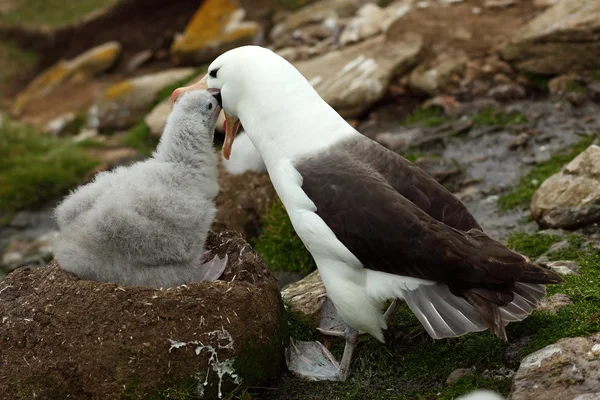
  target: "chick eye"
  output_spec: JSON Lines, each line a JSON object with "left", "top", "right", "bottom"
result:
{"left": 207, "top": 103, "right": 213, "bottom": 110}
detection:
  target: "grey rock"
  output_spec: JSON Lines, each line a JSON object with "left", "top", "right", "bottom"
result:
{"left": 543, "top": 260, "right": 580, "bottom": 275}
{"left": 1, "top": 231, "right": 58, "bottom": 272}
{"left": 531, "top": 145, "right": 600, "bottom": 229}
{"left": 93, "top": 68, "right": 194, "bottom": 130}
{"left": 502, "top": 0, "right": 600, "bottom": 74}
{"left": 409, "top": 50, "right": 469, "bottom": 95}
{"left": 9, "top": 211, "right": 32, "bottom": 229}
{"left": 537, "top": 293, "right": 573, "bottom": 313}
{"left": 488, "top": 83, "right": 526, "bottom": 102}
{"left": 270, "top": 0, "right": 362, "bottom": 44}
{"left": 294, "top": 33, "right": 423, "bottom": 117}
{"left": 446, "top": 367, "right": 475, "bottom": 384}
{"left": 509, "top": 333, "right": 600, "bottom": 400}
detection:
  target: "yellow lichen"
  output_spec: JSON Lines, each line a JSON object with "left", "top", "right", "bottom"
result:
{"left": 171, "top": 0, "right": 258, "bottom": 55}
{"left": 103, "top": 80, "right": 134, "bottom": 101}
{"left": 10, "top": 42, "right": 121, "bottom": 116}
{"left": 11, "top": 62, "right": 72, "bottom": 115}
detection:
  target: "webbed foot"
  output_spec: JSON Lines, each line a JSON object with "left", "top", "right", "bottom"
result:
{"left": 196, "top": 253, "right": 228, "bottom": 281}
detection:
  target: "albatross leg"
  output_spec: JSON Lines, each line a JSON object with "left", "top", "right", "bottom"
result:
{"left": 196, "top": 253, "right": 228, "bottom": 281}
{"left": 286, "top": 325, "right": 359, "bottom": 381}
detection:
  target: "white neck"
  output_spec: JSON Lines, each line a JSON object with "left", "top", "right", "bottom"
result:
{"left": 239, "top": 93, "right": 358, "bottom": 169}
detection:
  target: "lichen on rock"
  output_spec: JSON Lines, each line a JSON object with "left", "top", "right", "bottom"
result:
{"left": 11, "top": 41, "right": 121, "bottom": 116}
{"left": 170, "top": 0, "right": 262, "bottom": 65}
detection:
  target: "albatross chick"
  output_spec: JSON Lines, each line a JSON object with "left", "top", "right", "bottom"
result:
{"left": 54, "top": 90, "right": 226, "bottom": 289}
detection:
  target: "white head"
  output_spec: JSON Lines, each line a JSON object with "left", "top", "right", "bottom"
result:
{"left": 171, "top": 46, "right": 349, "bottom": 161}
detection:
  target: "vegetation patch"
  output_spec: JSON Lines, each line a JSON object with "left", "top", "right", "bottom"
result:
{"left": 0, "top": 0, "right": 119, "bottom": 27}
{"left": 497, "top": 135, "right": 597, "bottom": 211}
{"left": 401, "top": 106, "right": 449, "bottom": 128}
{"left": 256, "top": 232, "right": 598, "bottom": 399}
{"left": 253, "top": 199, "right": 316, "bottom": 275}
{"left": 0, "top": 119, "right": 98, "bottom": 213}
{"left": 472, "top": 107, "right": 526, "bottom": 126}
{"left": 122, "top": 122, "right": 158, "bottom": 156}
{"left": 402, "top": 152, "right": 441, "bottom": 163}
{"left": 507, "top": 233, "right": 600, "bottom": 356}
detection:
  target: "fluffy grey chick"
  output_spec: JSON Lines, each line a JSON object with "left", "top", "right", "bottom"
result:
{"left": 53, "top": 90, "right": 227, "bottom": 289}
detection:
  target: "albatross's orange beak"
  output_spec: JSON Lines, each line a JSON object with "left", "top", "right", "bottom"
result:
{"left": 171, "top": 73, "right": 240, "bottom": 160}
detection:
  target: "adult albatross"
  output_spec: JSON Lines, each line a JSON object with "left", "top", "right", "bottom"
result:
{"left": 171, "top": 46, "right": 563, "bottom": 381}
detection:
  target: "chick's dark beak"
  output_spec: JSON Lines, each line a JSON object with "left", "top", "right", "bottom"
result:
{"left": 210, "top": 90, "right": 222, "bottom": 108}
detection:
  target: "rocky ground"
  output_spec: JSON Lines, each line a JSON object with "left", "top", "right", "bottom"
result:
{"left": 1, "top": 0, "right": 600, "bottom": 399}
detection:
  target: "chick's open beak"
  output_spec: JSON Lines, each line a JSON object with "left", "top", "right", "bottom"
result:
{"left": 171, "top": 73, "right": 239, "bottom": 160}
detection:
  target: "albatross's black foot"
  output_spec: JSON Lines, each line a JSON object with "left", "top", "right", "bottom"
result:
{"left": 196, "top": 253, "right": 228, "bottom": 281}
{"left": 286, "top": 326, "right": 359, "bottom": 381}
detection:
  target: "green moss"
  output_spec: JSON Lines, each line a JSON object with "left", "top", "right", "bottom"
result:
{"left": 154, "top": 67, "right": 208, "bottom": 106}
{"left": 233, "top": 308, "right": 287, "bottom": 388}
{"left": 253, "top": 199, "right": 316, "bottom": 275}
{"left": 156, "top": 380, "right": 201, "bottom": 400}
{"left": 401, "top": 106, "right": 449, "bottom": 128}
{"left": 507, "top": 232, "right": 559, "bottom": 260}
{"left": 591, "top": 70, "right": 600, "bottom": 80}
{"left": 57, "top": 114, "right": 87, "bottom": 137}
{"left": 0, "top": 0, "right": 118, "bottom": 27}
{"left": 402, "top": 152, "right": 441, "bottom": 163}
{"left": 444, "top": 376, "right": 512, "bottom": 399}
{"left": 507, "top": 233, "right": 600, "bottom": 356}
{"left": 258, "top": 231, "right": 600, "bottom": 399}
{"left": 472, "top": 107, "right": 526, "bottom": 126}
{"left": 0, "top": 119, "right": 98, "bottom": 212}
{"left": 497, "top": 135, "right": 597, "bottom": 211}
{"left": 122, "top": 122, "right": 158, "bottom": 156}
{"left": 285, "top": 305, "right": 319, "bottom": 342}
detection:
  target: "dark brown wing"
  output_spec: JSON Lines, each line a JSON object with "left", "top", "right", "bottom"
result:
{"left": 340, "top": 135, "right": 482, "bottom": 232}
{"left": 295, "top": 136, "right": 556, "bottom": 293}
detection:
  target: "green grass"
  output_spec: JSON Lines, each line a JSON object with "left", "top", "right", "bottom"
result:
{"left": 402, "top": 152, "right": 441, "bottom": 163}
{"left": 122, "top": 122, "right": 158, "bottom": 156}
{"left": 0, "top": 119, "right": 98, "bottom": 212}
{"left": 253, "top": 199, "right": 316, "bottom": 275}
{"left": 401, "top": 106, "right": 449, "bottom": 128}
{"left": 0, "top": 0, "right": 119, "bottom": 27}
{"left": 591, "top": 70, "right": 600, "bottom": 80}
{"left": 0, "top": 40, "right": 38, "bottom": 82}
{"left": 506, "top": 233, "right": 600, "bottom": 356}
{"left": 400, "top": 106, "right": 526, "bottom": 130}
{"left": 497, "top": 135, "right": 597, "bottom": 211}
{"left": 258, "top": 232, "right": 600, "bottom": 399}
{"left": 472, "top": 107, "right": 526, "bottom": 126}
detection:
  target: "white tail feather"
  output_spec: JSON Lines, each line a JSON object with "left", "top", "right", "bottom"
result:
{"left": 402, "top": 282, "right": 548, "bottom": 340}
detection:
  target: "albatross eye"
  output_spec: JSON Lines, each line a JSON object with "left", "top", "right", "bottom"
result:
{"left": 209, "top": 68, "right": 219, "bottom": 78}
{"left": 207, "top": 103, "right": 213, "bottom": 110}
